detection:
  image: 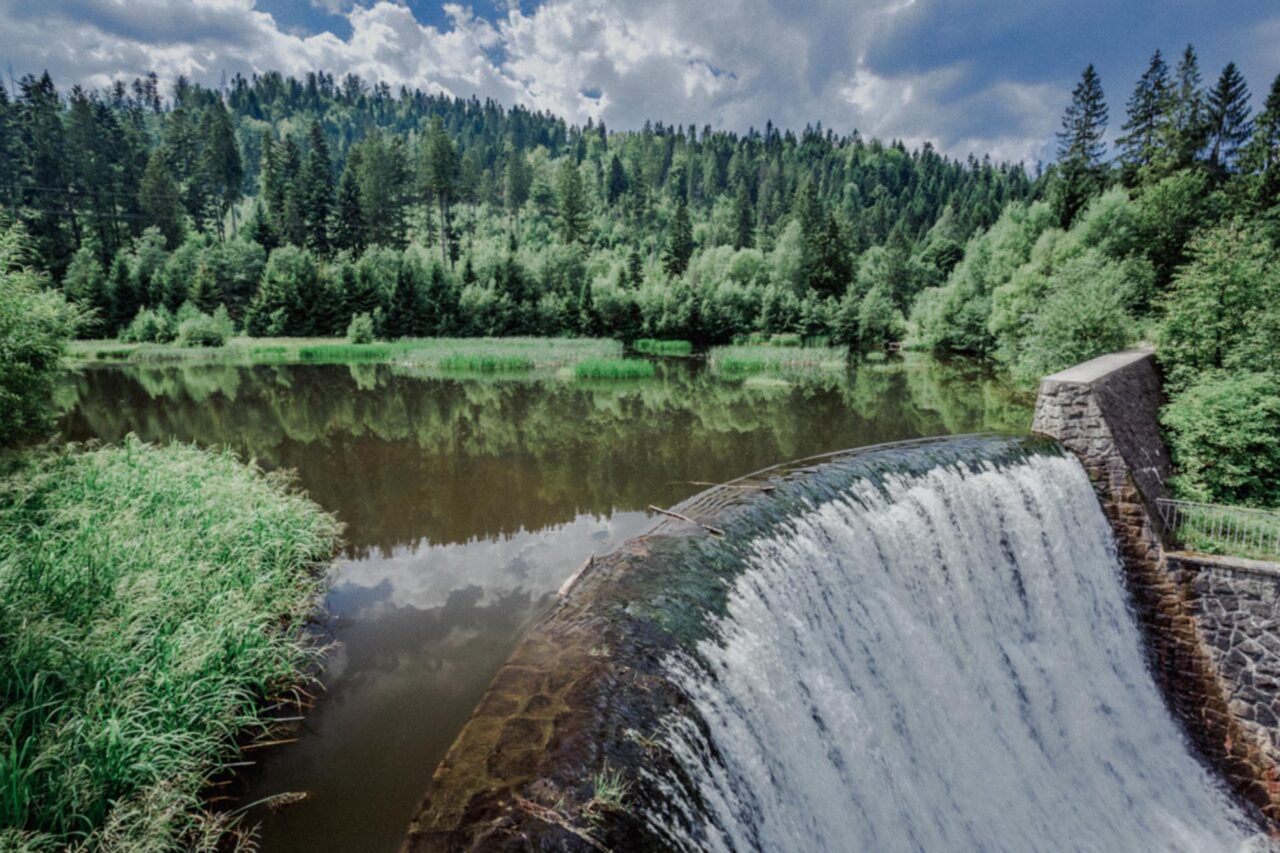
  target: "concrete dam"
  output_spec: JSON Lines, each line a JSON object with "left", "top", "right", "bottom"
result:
{"left": 402, "top": 352, "right": 1280, "bottom": 852}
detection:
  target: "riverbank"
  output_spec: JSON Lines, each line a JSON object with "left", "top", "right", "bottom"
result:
{"left": 0, "top": 438, "right": 341, "bottom": 851}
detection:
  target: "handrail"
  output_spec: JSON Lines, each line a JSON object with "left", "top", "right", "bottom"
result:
{"left": 1156, "top": 498, "right": 1280, "bottom": 559}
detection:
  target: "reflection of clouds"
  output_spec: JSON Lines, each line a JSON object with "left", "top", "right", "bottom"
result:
{"left": 326, "top": 510, "right": 653, "bottom": 618}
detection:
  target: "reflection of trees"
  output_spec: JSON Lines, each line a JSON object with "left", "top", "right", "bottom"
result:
{"left": 59, "top": 358, "right": 1029, "bottom": 556}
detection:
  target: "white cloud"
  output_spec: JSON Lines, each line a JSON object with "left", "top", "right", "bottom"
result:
{"left": 19, "top": 0, "right": 1264, "bottom": 164}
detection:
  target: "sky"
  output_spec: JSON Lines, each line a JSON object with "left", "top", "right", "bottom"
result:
{"left": 0, "top": 0, "right": 1277, "bottom": 164}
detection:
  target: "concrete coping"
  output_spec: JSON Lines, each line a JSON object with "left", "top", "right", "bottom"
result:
{"left": 1167, "top": 550, "right": 1280, "bottom": 579}
{"left": 1039, "top": 347, "right": 1155, "bottom": 387}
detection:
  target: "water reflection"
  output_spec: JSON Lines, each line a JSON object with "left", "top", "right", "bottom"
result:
{"left": 59, "top": 356, "right": 1030, "bottom": 852}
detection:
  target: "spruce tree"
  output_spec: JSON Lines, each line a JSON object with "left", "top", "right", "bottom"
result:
{"left": 300, "top": 120, "right": 334, "bottom": 255}
{"left": 423, "top": 117, "right": 457, "bottom": 264}
{"left": 139, "top": 149, "right": 186, "bottom": 249}
{"left": 107, "top": 254, "right": 140, "bottom": 331}
{"left": 733, "top": 183, "right": 755, "bottom": 250}
{"left": 626, "top": 246, "right": 644, "bottom": 288}
{"left": 1205, "top": 62, "right": 1253, "bottom": 173}
{"left": 557, "top": 160, "right": 589, "bottom": 244}
{"left": 662, "top": 196, "right": 694, "bottom": 277}
{"left": 503, "top": 148, "right": 530, "bottom": 227}
{"left": 1117, "top": 50, "right": 1172, "bottom": 181}
{"left": 606, "top": 154, "right": 627, "bottom": 206}
{"left": 197, "top": 100, "right": 243, "bottom": 238}
{"left": 333, "top": 149, "right": 365, "bottom": 255}
{"left": 1161, "top": 45, "right": 1209, "bottom": 172}
{"left": 1054, "top": 64, "right": 1109, "bottom": 227}
{"left": 1244, "top": 74, "right": 1280, "bottom": 207}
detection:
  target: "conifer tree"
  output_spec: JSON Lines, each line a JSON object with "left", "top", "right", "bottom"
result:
{"left": 300, "top": 120, "right": 334, "bottom": 255}
{"left": 1205, "top": 62, "right": 1253, "bottom": 173}
{"left": 503, "top": 148, "right": 530, "bottom": 227}
{"left": 1244, "top": 74, "right": 1280, "bottom": 207}
{"left": 1054, "top": 64, "right": 1109, "bottom": 227}
{"left": 606, "top": 154, "right": 627, "bottom": 206}
{"left": 1117, "top": 50, "right": 1172, "bottom": 181}
{"left": 197, "top": 99, "right": 243, "bottom": 238}
{"left": 107, "top": 254, "right": 139, "bottom": 331}
{"left": 733, "top": 183, "right": 755, "bottom": 250}
{"left": 1161, "top": 45, "right": 1209, "bottom": 172}
{"left": 333, "top": 150, "right": 365, "bottom": 255}
{"left": 423, "top": 117, "right": 457, "bottom": 264}
{"left": 663, "top": 196, "right": 694, "bottom": 276}
{"left": 139, "top": 149, "right": 186, "bottom": 249}
{"left": 557, "top": 160, "right": 589, "bottom": 244}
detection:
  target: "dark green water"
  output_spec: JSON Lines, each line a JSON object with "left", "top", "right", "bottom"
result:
{"left": 59, "top": 355, "right": 1030, "bottom": 852}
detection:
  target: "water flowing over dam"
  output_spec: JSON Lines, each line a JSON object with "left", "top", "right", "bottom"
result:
{"left": 404, "top": 437, "right": 1267, "bottom": 852}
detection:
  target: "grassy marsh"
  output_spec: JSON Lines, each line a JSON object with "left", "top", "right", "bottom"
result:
{"left": 0, "top": 437, "right": 340, "bottom": 851}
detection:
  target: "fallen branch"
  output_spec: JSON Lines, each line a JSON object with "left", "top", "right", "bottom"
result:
{"left": 646, "top": 505, "right": 725, "bottom": 536}
{"left": 514, "top": 796, "right": 611, "bottom": 852}
{"left": 673, "top": 480, "right": 776, "bottom": 493}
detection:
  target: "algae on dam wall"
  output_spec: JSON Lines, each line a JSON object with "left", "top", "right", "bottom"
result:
{"left": 1033, "top": 349, "right": 1280, "bottom": 828}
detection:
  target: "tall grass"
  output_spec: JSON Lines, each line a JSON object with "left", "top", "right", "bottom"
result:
{"left": 632, "top": 338, "right": 693, "bottom": 356}
{"left": 708, "top": 344, "right": 847, "bottom": 375}
{"left": 573, "top": 358, "right": 657, "bottom": 380}
{"left": 0, "top": 437, "right": 340, "bottom": 851}
{"left": 437, "top": 354, "right": 534, "bottom": 372}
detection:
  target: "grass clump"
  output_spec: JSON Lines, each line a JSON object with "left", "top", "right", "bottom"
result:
{"left": 632, "top": 338, "right": 693, "bottom": 356}
{"left": 437, "top": 354, "right": 534, "bottom": 373}
{"left": 709, "top": 344, "right": 847, "bottom": 375}
{"left": 573, "top": 358, "right": 656, "bottom": 380}
{"left": 296, "top": 342, "right": 398, "bottom": 362}
{"left": 0, "top": 436, "right": 341, "bottom": 851}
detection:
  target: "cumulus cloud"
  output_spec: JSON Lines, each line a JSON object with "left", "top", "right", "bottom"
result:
{"left": 0, "top": 0, "right": 1275, "bottom": 164}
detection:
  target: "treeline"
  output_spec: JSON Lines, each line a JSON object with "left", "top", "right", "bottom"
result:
{"left": 912, "top": 46, "right": 1280, "bottom": 507}
{"left": 0, "top": 69, "right": 1034, "bottom": 346}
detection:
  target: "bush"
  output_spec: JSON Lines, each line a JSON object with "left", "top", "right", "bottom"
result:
{"left": 176, "top": 305, "right": 233, "bottom": 348}
{"left": 0, "top": 437, "right": 341, "bottom": 849}
{"left": 119, "top": 306, "right": 176, "bottom": 344}
{"left": 347, "top": 311, "right": 375, "bottom": 344}
{"left": 0, "top": 223, "right": 81, "bottom": 447}
{"left": 1161, "top": 371, "right": 1280, "bottom": 508}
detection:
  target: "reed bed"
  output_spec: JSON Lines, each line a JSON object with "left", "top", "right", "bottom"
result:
{"left": 437, "top": 354, "right": 535, "bottom": 373}
{"left": 0, "top": 437, "right": 341, "bottom": 851}
{"left": 708, "top": 345, "right": 847, "bottom": 375}
{"left": 632, "top": 338, "right": 694, "bottom": 356}
{"left": 573, "top": 358, "right": 657, "bottom": 380}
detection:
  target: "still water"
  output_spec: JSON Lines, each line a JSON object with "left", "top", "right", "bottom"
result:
{"left": 59, "top": 356, "right": 1030, "bottom": 852}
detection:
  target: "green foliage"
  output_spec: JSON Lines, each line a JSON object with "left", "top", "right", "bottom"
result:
{"left": 1161, "top": 371, "right": 1280, "bottom": 507}
{"left": 0, "top": 223, "right": 81, "bottom": 446}
{"left": 0, "top": 437, "right": 340, "bottom": 849}
{"left": 347, "top": 311, "right": 375, "bottom": 344}
{"left": 1156, "top": 219, "right": 1280, "bottom": 389}
{"left": 119, "top": 307, "right": 176, "bottom": 344}
{"left": 176, "top": 305, "right": 234, "bottom": 348}
{"left": 437, "top": 354, "right": 535, "bottom": 373}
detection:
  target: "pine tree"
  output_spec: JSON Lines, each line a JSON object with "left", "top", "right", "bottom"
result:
{"left": 197, "top": 99, "right": 243, "bottom": 238}
{"left": 139, "top": 149, "right": 186, "bottom": 249}
{"left": 733, "top": 183, "right": 755, "bottom": 250}
{"left": 606, "top": 154, "right": 627, "bottom": 206}
{"left": 332, "top": 150, "right": 365, "bottom": 255}
{"left": 557, "top": 160, "right": 589, "bottom": 244}
{"left": 1244, "top": 74, "right": 1280, "bottom": 207}
{"left": 1117, "top": 50, "right": 1172, "bottom": 181}
{"left": 300, "top": 120, "right": 334, "bottom": 255}
{"left": 423, "top": 117, "right": 457, "bottom": 264}
{"left": 503, "top": 148, "right": 530, "bottom": 227}
{"left": 1205, "top": 62, "right": 1252, "bottom": 173}
{"left": 1054, "top": 64, "right": 1109, "bottom": 227}
{"left": 1161, "top": 45, "right": 1209, "bottom": 172}
{"left": 107, "top": 254, "right": 140, "bottom": 331}
{"left": 662, "top": 196, "right": 694, "bottom": 277}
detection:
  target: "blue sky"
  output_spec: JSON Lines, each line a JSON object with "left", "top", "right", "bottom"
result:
{"left": 1, "top": 0, "right": 1276, "bottom": 163}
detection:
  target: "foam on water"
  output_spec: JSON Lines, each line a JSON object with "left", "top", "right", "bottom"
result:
{"left": 653, "top": 452, "right": 1262, "bottom": 852}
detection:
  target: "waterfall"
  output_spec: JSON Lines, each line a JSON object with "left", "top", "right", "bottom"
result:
{"left": 650, "top": 449, "right": 1262, "bottom": 852}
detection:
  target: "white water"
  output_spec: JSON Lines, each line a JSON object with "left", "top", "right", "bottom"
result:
{"left": 655, "top": 453, "right": 1261, "bottom": 852}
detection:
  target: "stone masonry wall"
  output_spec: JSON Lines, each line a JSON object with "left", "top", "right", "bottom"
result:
{"left": 1034, "top": 349, "right": 1280, "bottom": 827}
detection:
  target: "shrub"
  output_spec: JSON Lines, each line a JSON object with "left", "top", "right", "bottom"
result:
{"left": 0, "top": 438, "right": 340, "bottom": 849}
{"left": 176, "top": 306, "right": 233, "bottom": 348}
{"left": 1161, "top": 371, "right": 1280, "bottom": 508}
{"left": 0, "top": 223, "right": 81, "bottom": 447}
{"left": 119, "top": 306, "right": 176, "bottom": 344}
{"left": 347, "top": 311, "right": 376, "bottom": 344}
{"left": 633, "top": 338, "right": 693, "bottom": 356}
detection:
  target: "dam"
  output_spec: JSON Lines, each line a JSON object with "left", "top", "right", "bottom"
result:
{"left": 403, "top": 353, "right": 1280, "bottom": 852}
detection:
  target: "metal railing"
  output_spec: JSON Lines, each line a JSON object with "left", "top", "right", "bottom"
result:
{"left": 1156, "top": 498, "right": 1280, "bottom": 560}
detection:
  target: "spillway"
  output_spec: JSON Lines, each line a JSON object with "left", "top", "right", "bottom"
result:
{"left": 404, "top": 438, "right": 1266, "bottom": 852}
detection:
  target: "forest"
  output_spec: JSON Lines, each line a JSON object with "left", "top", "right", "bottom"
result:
{"left": 3, "top": 44, "right": 1278, "bottom": 506}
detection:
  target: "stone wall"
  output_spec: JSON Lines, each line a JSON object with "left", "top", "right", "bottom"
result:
{"left": 1033, "top": 349, "right": 1280, "bottom": 826}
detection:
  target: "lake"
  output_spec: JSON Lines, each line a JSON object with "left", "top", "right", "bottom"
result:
{"left": 59, "top": 355, "right": 1029, "bottom": 852}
